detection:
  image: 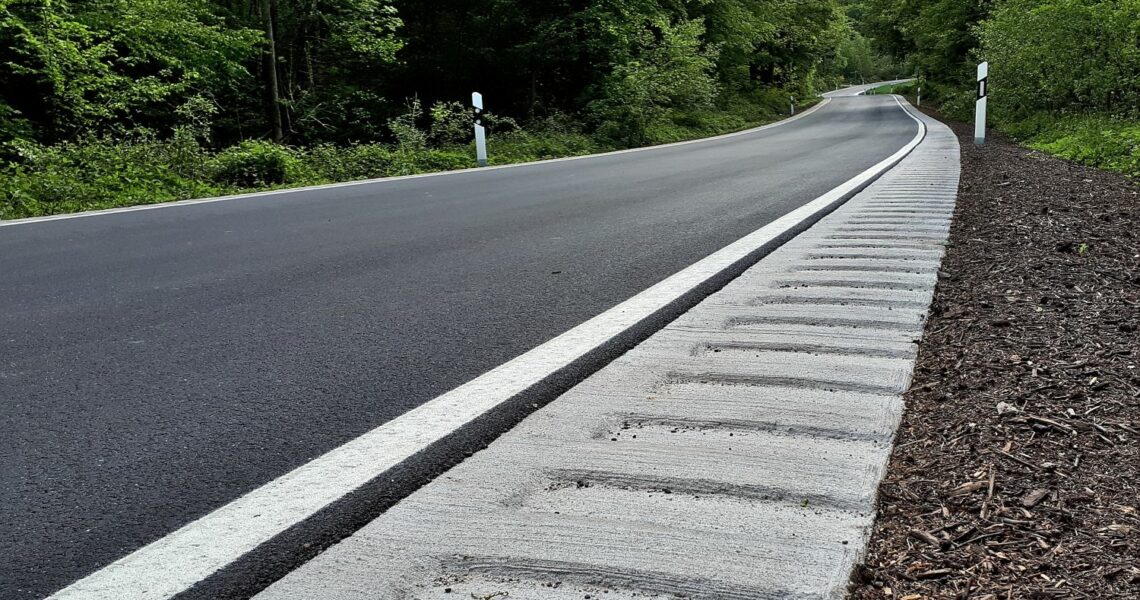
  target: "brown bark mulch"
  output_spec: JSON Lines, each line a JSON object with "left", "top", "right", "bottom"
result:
{"left": 848, "top": 114, "right": 1140, "bottom": 600}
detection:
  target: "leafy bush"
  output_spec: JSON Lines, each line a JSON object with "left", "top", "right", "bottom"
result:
{"left": 980, "top": 0, "right": 1140, "bottom": 121}
{"left": 211, "top": 140, "right": 303, "bottom": 187}
{"left": 428, "top": 101, "right": 473, "bottom": 146}
{"left": 644, "top": 110, "right": 743, "bottom": 145}
{"left": 488, "top": 114, "right": 604, "bottom": 162}
{"left": 487, "top": 130, "right": 598, "bottom": 163}
{"left": 306, "top": 143, "right": 395, "bottom": 181}
{"left": 307, "top": 144, "right": 474, "bottom": 180}
{"left": 387, "top": 97, "right": 429, "bottom": 152}
{"left": 588, "top": 17, "right": 719, "bottom": 147}
{"left": 403, "top": 149, "right": 472, "bottom": 173}
{"left": 1, "top": 135, "right": 217, "bottom": 219}
{"left": 1025, "top": 115, "right": 1140, "bottom": 178}
{"left": 740, "top": 88, "right": 793, "bottom": 118}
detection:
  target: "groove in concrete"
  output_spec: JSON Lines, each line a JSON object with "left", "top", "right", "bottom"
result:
{"left": 804, "top": 253, "right": 940, "bottom": 261}
{"left": 697, "top": 341, "right": 915, "bottom": 359}
{"left": 725, "top": 315, "right": 922, "bottom": 331}
{"left": 661, "top": 371, "right": 903, "bottom": 396}
{"left": 545, "top": 469, "right": 871, "bottom": 512}
{"left": 746, "top": 295, "right": 928, "bottom": 309}
{"left": 793, "top": 264, "right": 936, "bottom": 273}
{"left": 600, "top": 413, "right": 894, "bottom": 442}
{"left": 776, "top": 279, "right": 926, "bottom": 291}
{"left": 440, "top": 556, "right": 826, "bottom": 600}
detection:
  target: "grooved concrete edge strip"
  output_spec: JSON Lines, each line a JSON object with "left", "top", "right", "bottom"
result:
{"left": 252, "top": 104, "right": 959, "bottom": 600}
{"left": 46, "top": 98, "right": 925, "bottom": 600}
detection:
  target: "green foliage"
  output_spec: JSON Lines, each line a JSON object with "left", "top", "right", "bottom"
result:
{"left": 487, "top": 115, "right": 604, "bottom": 162}
{"left": 2, "top": 0, "right": 855, "bottom": 151}
{"left": 211, "top": 140, "right": 304, "bottom": 187}
{"left": 305, "top": 143, "right": 396, "bottom": 181}
{"left": 314, "top": 145, "right": 469, "bottom": 177}
{"left": 852, "top": 0, "right": 1139, "bottom": 178}
{"left": 831, "top": 28, "right": 901, "bottom": 83}
{"left": 979, "top": 0, "right": 1140, "bottom": 120}
{"left": 387, "top": 97, "right": 428, "bottom": 152}
{"left": 0, "top": 0, "right": 260, "bottom": 141}
{"left": 0, "top": 134, "right": 218, "bottom": 219}
{"left": 1018, "top": 115, "right": 1140, "bottom": 179}
{"left": 264, "top": 0, "right": 404, "bottom": 144}
{"left": 587, "top": 16, "right": 720, "bottom": 146}
{"left": 428, "top": 101, "right": 473, "bottom": 146}
{"left": 859, "top": 0, "right": 987, "bottom": 83}
{"left": 5, "top": 0, "right": 1134, "bottom": 222}
{"left": 326, "top": 0, "right": 403, "bottom": 64}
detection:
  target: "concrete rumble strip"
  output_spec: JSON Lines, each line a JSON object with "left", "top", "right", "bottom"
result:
{"left": 254, "top": 107, "right": 960, "bottom": 600}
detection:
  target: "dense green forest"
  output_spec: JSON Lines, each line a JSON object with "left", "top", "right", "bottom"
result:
{"left": 861, "top": 0, "right": 1140, "bottom": 177}
{"left": 1, "top": 0, "right": 1137, "bottom": 219}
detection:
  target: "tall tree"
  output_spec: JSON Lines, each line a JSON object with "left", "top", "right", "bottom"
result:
{"left": 0, "top": 0, "right": 259, "bottom": 142}
{"left": 260, "top": 0, "right": 283, "bottom": 141}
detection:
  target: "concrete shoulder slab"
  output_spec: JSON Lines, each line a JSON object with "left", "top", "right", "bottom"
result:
{"left": 256, "top": 106, "right": 959, "bottom": 600}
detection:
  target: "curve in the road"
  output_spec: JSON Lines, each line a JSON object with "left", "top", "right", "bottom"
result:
{"left": 2, "top": 94, "right": 917, "bottom": 599}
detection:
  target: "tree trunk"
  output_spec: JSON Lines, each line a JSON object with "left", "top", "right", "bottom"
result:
{"left": 262, "top": 0, "right": 283, "bottom": 142}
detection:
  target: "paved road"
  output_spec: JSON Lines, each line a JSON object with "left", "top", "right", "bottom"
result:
{"left": 1, "top": 93, "right": 916, "bottom": 599}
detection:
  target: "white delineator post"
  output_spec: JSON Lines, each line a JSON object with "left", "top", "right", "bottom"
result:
{"left": 975, "top": 62, "right": 988, "bottom": 146}
{"left": 472, "top": 91, "right": 488, "bottom": 167}
{"left": 789, "top": 96, "right": 795, "bottom": 116}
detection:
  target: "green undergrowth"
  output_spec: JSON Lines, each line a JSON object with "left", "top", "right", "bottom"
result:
{"left": 886, "top": 81, "right": 1139, "bottom": 180}
{"left": 0, "top": 93, "right": 814, "bottom": 220}
{"left": 1010, "top": 114, "right": 1140, "bottom": 179}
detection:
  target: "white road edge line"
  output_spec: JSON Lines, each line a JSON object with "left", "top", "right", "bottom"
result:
{"left": 47, "top": 96, "right": 925, "bottom": 600}
{"left": 2, "top": 98, "right": 833, "bottom": 228}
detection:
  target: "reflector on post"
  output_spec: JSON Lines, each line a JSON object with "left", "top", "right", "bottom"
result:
{"left": 472, "top": 92, "right": 488, "bottom": 167}
{"left": 975, "top": 62, "right": 988, "bottom": 146}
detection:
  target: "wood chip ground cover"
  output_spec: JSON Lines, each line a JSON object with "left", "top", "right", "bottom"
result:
{"left": 849, "top": 114, "right": 1140, "bottom": 600}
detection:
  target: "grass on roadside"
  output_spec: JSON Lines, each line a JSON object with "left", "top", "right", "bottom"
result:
{"left": 1010, "top": 113, "right": 1140, "bottom": 179}
{"left": 905, "top": 81, "right": 1139, "bottom": 180}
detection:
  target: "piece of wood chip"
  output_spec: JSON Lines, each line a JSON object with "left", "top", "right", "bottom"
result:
{"left": 1022, "top": 488, "right": 1049, "bottom": 508}
{"left": 914, "top": 568, "right": 954, "bottom": 580}
{"left": 949, "top": 481, "right": 989, "bottom": 496}
{"left": 908, "top": 528, "right": 941, "bottom": 548}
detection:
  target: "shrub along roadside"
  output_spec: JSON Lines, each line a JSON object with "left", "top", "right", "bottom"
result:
{"left": 1013, "top": 115, "right": 1140, "bottom": 179}
{"left": 0, "top": 95, "right": 814, "bottom": 221}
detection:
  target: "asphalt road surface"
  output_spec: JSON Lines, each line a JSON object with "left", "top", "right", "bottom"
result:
{"left": 1, "top": 93, "right": 917, "bottom": 599}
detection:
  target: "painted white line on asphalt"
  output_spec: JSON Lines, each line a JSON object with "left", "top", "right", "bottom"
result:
{"left": 47, "top": 96, "right": 924, "bottom": 600}
{"left": 2, "top": 99, "right": 832, "bottom": 228}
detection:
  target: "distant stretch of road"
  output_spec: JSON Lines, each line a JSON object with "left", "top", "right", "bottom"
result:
{"left": 0, "top": 88, "right": 917, "bottom": 599}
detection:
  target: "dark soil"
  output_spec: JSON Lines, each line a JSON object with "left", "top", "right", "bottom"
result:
{"left": 849, "top": 114, "right": 1140, "bottom": 599}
